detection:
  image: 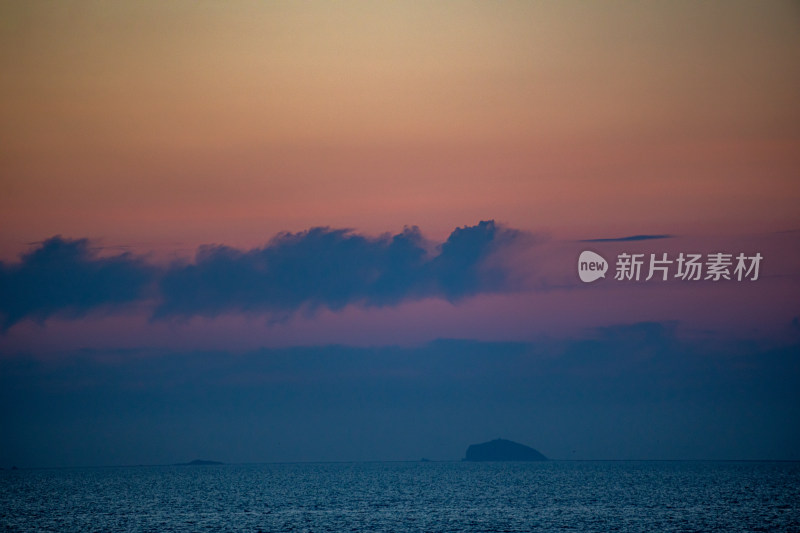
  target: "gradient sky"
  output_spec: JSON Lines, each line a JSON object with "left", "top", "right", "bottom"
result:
{"left": 1, "top": 1, "right": 799, "bottom": 467}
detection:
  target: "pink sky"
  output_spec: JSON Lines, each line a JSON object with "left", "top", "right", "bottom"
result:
{"left": 0, "top": 1, "right": 798, "bottom": 352}
{"left": 2, "top": 1, "right": 798, "bottom": 261}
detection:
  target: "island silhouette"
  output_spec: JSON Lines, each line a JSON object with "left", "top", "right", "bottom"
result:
{"left": 174, "top": 459, "right": 224, "bottom": 466}
{"left": 463, "top": 439, "right": 547, "bottom": 461}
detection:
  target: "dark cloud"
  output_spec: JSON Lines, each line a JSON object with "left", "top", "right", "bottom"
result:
{"left": 0, "top": 236, "right": 155, "bottom": 329}
{"left": 429, "top": 220, "right": 522, "bottom": 299}
{"left": 580, "top": 234, "right": 673, "bottom": 243}
{"left": 0, "top": 222, "right": 525, "bottom": 327}
{"left": 155, "top": 220, "right": 522, "bottom": 318}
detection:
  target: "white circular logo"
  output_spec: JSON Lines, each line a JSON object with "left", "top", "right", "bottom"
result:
{"left": 578, "top": 251, "right": 608, "bottom": 283}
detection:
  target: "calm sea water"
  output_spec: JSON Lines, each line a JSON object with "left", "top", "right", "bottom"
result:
{"left": 1, "top": 461, "right": 799, "bottom": 532}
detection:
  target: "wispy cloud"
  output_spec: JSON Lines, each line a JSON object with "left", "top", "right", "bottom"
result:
{"left": 579, "top": 234, "right": 673, "bottom": 243}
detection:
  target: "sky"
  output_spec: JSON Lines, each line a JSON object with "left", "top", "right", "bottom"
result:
{"left": 1, "top": 1, "right": 799, "bottom": 467}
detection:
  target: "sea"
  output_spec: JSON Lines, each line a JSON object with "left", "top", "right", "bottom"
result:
{"left": 1, "top": 461, "right": 799, "bottom": 532}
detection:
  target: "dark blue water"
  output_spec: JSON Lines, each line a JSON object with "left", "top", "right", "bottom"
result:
{"left": 2, "top": 461, "right": 799, "bottom": 532}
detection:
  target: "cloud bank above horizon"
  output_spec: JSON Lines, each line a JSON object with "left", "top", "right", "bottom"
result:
{"left": 0, "top": 221, "right": 526, "bottom": 329}
{"left": 2, "top": 322, "right": 798, "bottom": 465}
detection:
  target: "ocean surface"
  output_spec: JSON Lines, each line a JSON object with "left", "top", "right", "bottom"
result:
{"left": 1, "top": 461, "right": 799, "bottom": 532}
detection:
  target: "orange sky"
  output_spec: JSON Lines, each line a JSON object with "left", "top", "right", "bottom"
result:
{"left": 1, "top": 1, "right": 799, "bottom": 259}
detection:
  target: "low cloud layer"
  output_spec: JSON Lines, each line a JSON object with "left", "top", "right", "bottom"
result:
{"left": 2, "top": 322, "right": 798, "bottom": 465}
{"left": 0, "top": 221, "right": 524, "bottom": 328}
